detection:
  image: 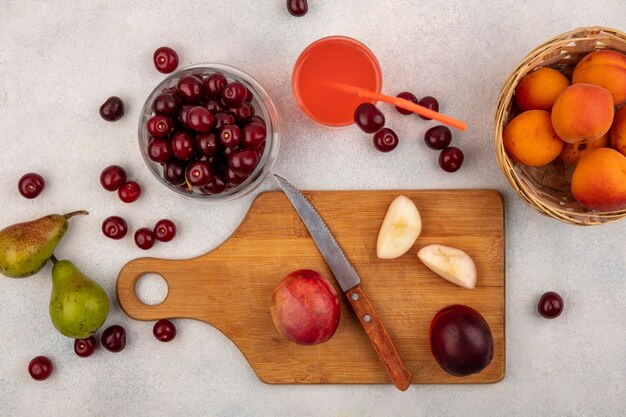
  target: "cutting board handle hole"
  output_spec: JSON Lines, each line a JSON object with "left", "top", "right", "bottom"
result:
{"left": 135, "top": 273, "right": 169, "bottom": 306}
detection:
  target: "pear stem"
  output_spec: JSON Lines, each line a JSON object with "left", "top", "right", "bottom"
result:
{"left": 50, "top": 254, "right": 59, "bottom": 265}
{"left": 64, "top": 210, "right": 89, "bottom": 219}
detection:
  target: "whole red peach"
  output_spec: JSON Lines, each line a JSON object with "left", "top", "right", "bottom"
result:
{"left": 270, "top": 269, "right": 340, "bottom": 345}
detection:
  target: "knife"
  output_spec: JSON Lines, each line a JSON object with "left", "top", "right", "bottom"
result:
{"left": 273, "top": 174, "right": 412, "bottom": 391}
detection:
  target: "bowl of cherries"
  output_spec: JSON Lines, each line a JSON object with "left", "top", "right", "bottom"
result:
{"left": 139, "top": 63, "right": 279, "bottom": 202}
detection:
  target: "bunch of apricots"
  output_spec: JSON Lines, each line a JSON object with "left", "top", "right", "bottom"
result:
{"left": 504, "top": 50, "right": 626, "bottom": 212}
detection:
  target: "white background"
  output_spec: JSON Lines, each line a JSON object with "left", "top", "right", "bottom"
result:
{"left": 1, "top": 1, "right": 625, "bottom": 416}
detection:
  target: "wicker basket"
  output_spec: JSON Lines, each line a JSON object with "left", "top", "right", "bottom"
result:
{"left": 494, "top": 26, "right": 626, "bottom": 225}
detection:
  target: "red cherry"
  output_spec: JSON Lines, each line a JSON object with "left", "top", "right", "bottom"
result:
{"left": 100, "top": 165, "right": 127, "bottom": 191}
{"left": 99, "top": 97, "right": 125, "bottom": 121}
{"left": 153, "top": 47, "right": 179, "bottom": 74}
{"left": 538, "top": 292, "right": 564, "bottom": 319}
{"left": 154, "top": 219, "right": 177, "bottom": 242}
{"left": 176, "top": 75, "right": 205, "bottom": 103}
{"left": 18, "top": 173, "right": 45, "bottom": 199}
{"left": 287, "top": 0, "right": 308, "bottom": 16}
{"left": 118, "top": 181, "right": 141, "bottom": 203}
{"left": 187, "top": 107, "right": 214, "bottom": 132}
{"left": 242, "top": 122, "right": 267, "bottom": 149}
{"left": 28, "top": 356, "right": 53, "bottom": 381}
{"left": 153, "top": 319, "right": 177, "bottom": 342}
{"left": 146, "top": 115, "right": 173, "bottom": 138}
{"left": 148, "top": 138, "right": 173, "bottom": 163}
{"left": 395, "top": 92, "right": 418, "bottom": 115}
{"left": 186, "top": 161, "right": 213, "bottom": 187}
{"left": 101, "top": 325, "right": 126, "bottom": 352}
{"left": 418, "top": 96, "right": 439, "bottom": 120}
{"left": 134, "top": 228, "right": 155, "bottom": 250}
{"left": 204, "top": 73, "right": 228, "bottom": 98}
{"left": 74, "top": 335, "right": 97, "bottom": 358}
{"left": 102, "top": 216, "right": 128, "bottom": 239}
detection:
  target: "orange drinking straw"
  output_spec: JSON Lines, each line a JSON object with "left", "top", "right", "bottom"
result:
{"left": 322, "top": 81, "right": 468, "bottom": 131}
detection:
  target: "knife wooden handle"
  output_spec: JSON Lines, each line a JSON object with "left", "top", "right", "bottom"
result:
{"left": 345, "top": 285, "right": 412, "bottom": 391}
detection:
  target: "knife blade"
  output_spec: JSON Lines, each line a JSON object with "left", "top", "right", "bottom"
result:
{"left": 273, "top": 174, "right": 412, "bottom": 391}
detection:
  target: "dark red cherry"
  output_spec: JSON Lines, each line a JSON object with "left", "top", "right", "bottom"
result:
{"left": 213, "top": 112, "right": 236, "bottom": 130}
{"left": 176, "top": 75, "right": 205, "bottom": 103}
{"left": 18, "top": 173, "right": 45, "bottom": 199}
{"left": 118, "top": 181, "right": 142, "bottom": 203}
{"left": 153, "top": 47, "right": 178, "bottom": 74}
{"left": 201, "top": 175, "right": 228, "bottom": 194}
{"left": 154, "top": 219, "right": 177, "bottom": 242}
{"left": 354, "top": 103, "right": 385, "bottom": 133}
{"left": 100, "top": 165, "right": 127, "bottom": 191}
{"left": 204, "top": 73, "right": 228, "bottom": 98}
{"left": 74, "top": 335, "right": 97, "bottom": 358}
{"left": 171, "top": 131, "right": 196, "bottom": 160}
{"left": 424, "top": 126, "right": 452, "bottom": 150}
{"left": 373, "top": 128, "right": 399, "bottom": 152}
{"left": 230, "top": 102, "right": 255, "bottom": 124}
{"left": 395, "top": 92, "right": 418, "bottom": 115}
{"left": 196, "top": 132, "right": 220, "bottom": 156}
{"left": 242, "top": 122, "right": 266, "bottom": 149}
{"left": 164, "top": 160, "right": 187, "bottom": 186}
{"left": 439, "top": 147, "right": 464, "bottom": 172}
{"left": 418, "top": 96, "right": 439, "bottom": 120}
{"left": 219, "top": 124, "right": 241, "bottom": 148}
{"left": 187, "top": 106, "right": 214, "bottom": 132}
{"left": 204, "top": 99, "right": 224, "bottom": 113}
{"left": 102, "top": 216, "right": 128, "bottom": 240}
{"left": 101, "top": 325, "right": 126, "bottom": 352}
{"left": 538, "top": 292, "right": 564, "bottom": 319}
{"left": 28, "top": 356, "right": 53, "bottom": 381}
{"left": 229, "top": 150, "right": 259, "bottom": 176}
{"left": 134, "top": 228, "right": 155, "bottom": 250}
{"left": 146, "top": 115, "right": 173, "bottom": 138}
{"left": 186, "top": 161, "right": 213, "bottom": 187}
{"left": 99, "top": 96, "right": 125, "bottom": 122}
{"left": 178, "top": 105, "right": 194, "bottom": 127}
{"left": 152, "top": 93, "right": 181, "bottom": 116}
{"left": 153, "top": 319, "right": 177, "bottom": 342}
{"left": 226, "top": 167, "right": 247, "bottom": 186}
{"left": 222, "top": 82, "right": 248, "bottom": 107}
{"left": 147, "top": 138, "right": 173, "bottom": 163}
{"left": 287, "top": 0, "right": 308, "bottom": 16}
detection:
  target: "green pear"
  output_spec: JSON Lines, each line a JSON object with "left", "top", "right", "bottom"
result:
{"left": 0, "top": 211, "right": 88, "bottom": 278}
{"left": 49, "top": 259, "right": 110, "bottom": 338}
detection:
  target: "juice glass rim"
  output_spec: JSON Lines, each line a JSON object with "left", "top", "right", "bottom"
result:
{"left": 292, "top": 35, "right": 383, "bottom": 127}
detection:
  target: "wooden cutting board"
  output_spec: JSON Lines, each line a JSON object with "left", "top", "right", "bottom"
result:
{"left": 116, "top": 190, "right": 505, "bottom": 385}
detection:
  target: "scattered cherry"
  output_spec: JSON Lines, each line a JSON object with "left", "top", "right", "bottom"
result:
{"left": 373, "top": 128, "right": 399, "bottom": 152}
{"left": 164, "top": 160, "right": 187, "bottom": 186}
{"left": 74, "top": 335, "right": 97, "bottom": 358}
{"left": 219, "top": 124, "right": 241, "bottom": 148}
{"left": 287, "top": 0, "right": 308, "bottom": 16}
{"left": 102, "top": 216, "right": 128, "bottom": 240}
{"left": 28, "top": 356, "right": 53, "bottom": 381}
{"left": 101, "top": 325, "right": 126, "bottom": 352}
{"left": 201, "top": 175, "right": 228, "bottom": 194}
{"left": 395, "top": 92, "right": 418, "bottom": 115}
{"left": 153, "top": 319, "right": 177, "bottom": 342}
{"left": 153, "top": 47, "right": 178, "bottom": 73}
{"left": 146, "top": 115, "right": 173, "bottom": 138}
{"left": 187, "top": 107, "right": 214, "bottom": 132}
{"left": 439, "top": 147, "right": 464, "bottom": 172}
{"left": 100, "top": 165, "right": 127, "bottom": 191}
{"left": 148, "top": 138, "right": 173, "bottom": 163}
{"left": 242, "top": 122, "right": 266, "bottom": 149}
{"left": 213, "top": 112, "right": 236, "bottom": 130}
{"left": 418, "top": 96, "right": 439, "bottom": 120}
{"left": 204, "top": 73, "right": 228, "bottom": 98}
{"left": 222, "top": 82, "right": 248, "bottom": 107}
{"left": 229, "top": 150, "right": 259, "bottom": 176}
{"left": 196, "top": 132, "right": 220, "bottom": 156}
{"left": 154, "top": 219, "right": 177, "bottom": 242}
{"left": 118, "top": 181, "right": 142, "bottom": 203}
{"left": 171, "top": 131, "right": 196, "bottom": 160}
{"left": 152, "top": 93, "right": 180, "bottom": 116}
{"left": 186, "top": 161, "right": 213, "bottom": 187}
{"left": 134, "top": 228, "right": 155, "bottom": 250}
{"left": 99, "top": 96, "right": 125, "bottom": 122}
{"left": 18, "top": 173, "right": 45, "bottom": 199}
{"left": 177, "top": 75, "right": 205, "bottom": 103}
{"left": 538, "top": 292, "right": 564, "bottom": 319}
{"left": 354, "top": 103, "right": 385, "bottom": 133}
{"left": 424, "top": 126, "right": 452, "bottom": 150}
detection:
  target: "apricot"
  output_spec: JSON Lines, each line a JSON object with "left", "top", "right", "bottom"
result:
{"left": 551, "top": 84, "right": 614, "bottom": 143}
{"left": 514, "top": 68, "right": 570, "bottom": 111}
{"left": 574, "top": 50, "right": 626, "bottom": 72}
{"left": 573, "top": 64, "right": 626, "bottom": 105}
{"left": 571, "top": 148, "right": 626, "bottom": 211}
{"left": 559, "top": 133, "right": 609, "bottom": 164}
{"left": 609, "top": 106, "right": 626, "bottom": 157}
{"left": 503, "top": 110, "right": 564, "bottom": 166}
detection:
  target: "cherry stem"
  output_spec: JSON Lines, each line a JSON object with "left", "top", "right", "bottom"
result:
{"left": 50, "top": 254, "right": 59, "bottom": 265}
{"left": 64, "top": 210, "right": 89, "bottom": 219}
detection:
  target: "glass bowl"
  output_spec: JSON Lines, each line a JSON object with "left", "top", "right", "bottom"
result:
{"left": 138, "top": 63, "right": 279, "bottom": 204}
